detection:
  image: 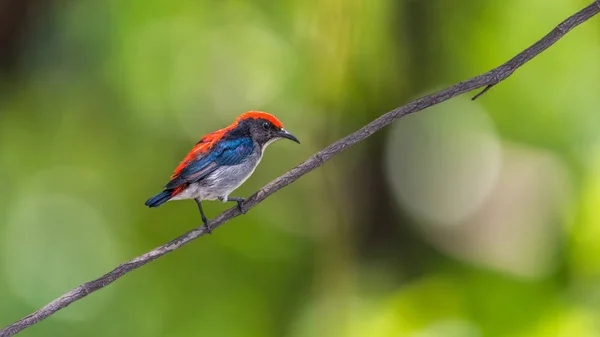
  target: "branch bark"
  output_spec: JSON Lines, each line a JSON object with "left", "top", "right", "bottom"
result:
{"left": 2, "top": 2, "right": 599, "bottom": 336}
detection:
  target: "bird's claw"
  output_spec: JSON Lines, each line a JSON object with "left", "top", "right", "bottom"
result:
{"left": 202, "top": 218, "right": 212, "bottom": 235}
{"left": 237, "top": 199, "right": 246, "bottom": 214}
{"left": 220, "top": 196, "right": 247, "bottom": 214}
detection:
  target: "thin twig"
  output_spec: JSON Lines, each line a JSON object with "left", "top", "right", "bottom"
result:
{"left": 2, "top": 2, "right": 599, "bottom": 336}
{"left": 471, "top": 84, "right": 493, "bottom": 100}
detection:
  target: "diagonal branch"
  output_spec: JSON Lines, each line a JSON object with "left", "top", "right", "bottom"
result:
{"left": 2, "top": 2, "right": 599, "bottom": 336}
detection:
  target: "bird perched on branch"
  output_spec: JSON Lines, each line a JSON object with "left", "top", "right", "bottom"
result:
{"left": 145, "top": 111, "right": 300, "bottom": 233}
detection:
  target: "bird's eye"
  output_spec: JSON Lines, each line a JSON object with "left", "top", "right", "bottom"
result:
{"left": 262, "top": 122, "right": 270, "bottom": 130}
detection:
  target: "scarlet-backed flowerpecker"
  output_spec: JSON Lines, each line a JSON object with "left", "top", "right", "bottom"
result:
{"left": 145, "top": 111, "right": 300, "bottom": 232}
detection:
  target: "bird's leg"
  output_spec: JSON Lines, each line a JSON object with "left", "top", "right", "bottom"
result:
{"left": 219, "top": 196, "right": 246, "bottom": 214}
{"left": 195, "top": 198, "right": 211, "bottom": 234}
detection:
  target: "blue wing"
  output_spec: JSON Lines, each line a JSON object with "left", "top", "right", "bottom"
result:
{"left": 165, "top": 137, "right": 254, "bottom": 189}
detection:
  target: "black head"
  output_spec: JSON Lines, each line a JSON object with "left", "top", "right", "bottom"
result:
{"left": 247, "top": 118, "right": 300, "bottom": 147}
{"left": 229, "top": 112, "right": 300, "bottom": 148}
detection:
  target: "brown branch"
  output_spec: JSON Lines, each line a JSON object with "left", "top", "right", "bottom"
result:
{"left": 2, "top": 2, "right": 599, "bottom": 336}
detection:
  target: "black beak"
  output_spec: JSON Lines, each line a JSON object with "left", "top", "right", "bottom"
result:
{"left": 277, "top": 129, "right": 300, "bottom": 144}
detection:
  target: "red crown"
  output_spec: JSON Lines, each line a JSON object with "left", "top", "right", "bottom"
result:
{"left": 235, "top": 111, "right": 284, "bottom": 129}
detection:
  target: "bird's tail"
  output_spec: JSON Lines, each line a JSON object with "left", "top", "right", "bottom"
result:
{"left": 145, "top": 190, "right": 172, "bottom": 207}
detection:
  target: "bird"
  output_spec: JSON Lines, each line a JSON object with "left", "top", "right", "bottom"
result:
{"left": 145, "top": 111, "right": 300, "bottom": 233}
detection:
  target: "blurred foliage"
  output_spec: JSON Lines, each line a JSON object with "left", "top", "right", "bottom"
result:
{"left": 1, "top": 0, "right": 600, "bottom": 336}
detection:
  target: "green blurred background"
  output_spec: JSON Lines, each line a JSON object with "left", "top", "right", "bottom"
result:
{"left": 1, "top": 0, "right": 600, "bottom": 336}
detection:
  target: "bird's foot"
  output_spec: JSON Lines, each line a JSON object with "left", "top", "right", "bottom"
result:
{"left": 236, "top": 198, "right": 246, "bottom": 214}
{"left": 224, "top": 196, "right": 246, "bottom": 214}
{"left": 202, "top": 217, "right": 212, "bottom": 235}
{"left": 226, "top": 197, "right": 246, "bottom": 214}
